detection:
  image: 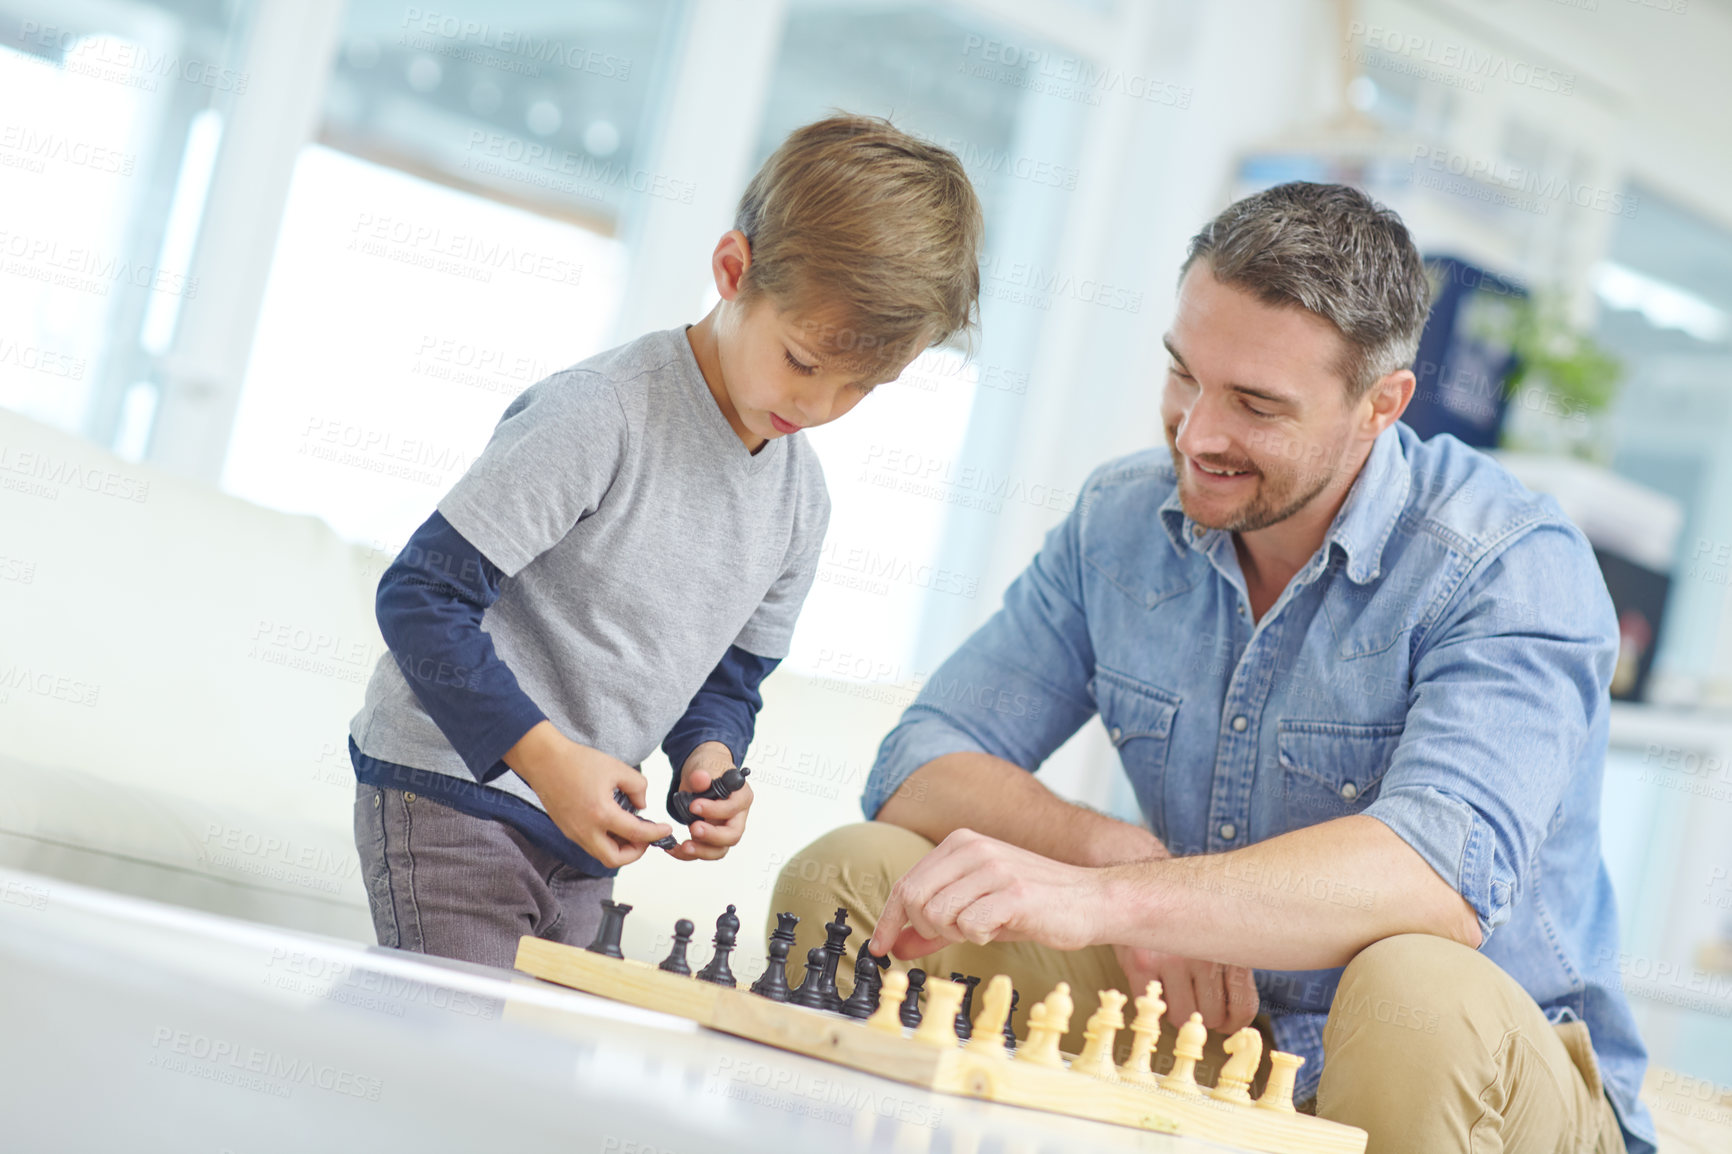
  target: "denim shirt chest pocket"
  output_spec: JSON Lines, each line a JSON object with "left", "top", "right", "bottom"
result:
{"left": 1277, "top": 720, "right": 1405, "bottom": 831}
{"left": 1092, "top": 667, "right": 1182, "bottom": 830}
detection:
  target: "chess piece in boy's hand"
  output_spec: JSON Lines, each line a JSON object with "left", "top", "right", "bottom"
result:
{"left": 664, "top": 741, "right": 755, "bottom": 862}
{"left": 504, "top": 722, "right": 674, "bottom": 868}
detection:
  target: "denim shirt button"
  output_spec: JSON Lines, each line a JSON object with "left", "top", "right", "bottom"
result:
{"left": 1192, "top": 524, "right": 1205, "bottom": 538}
{"left": 1219, "top": 823, "right": 1237, "bottom": 840}
{"left": 1109, "top": 726, "right": 1123, "bottom": 742}
{"left": 1231, "top": 715, "right": 1248, "bottom": 732}
{"left": 1340, "top": 782, "right": 1359, "bottom": 801}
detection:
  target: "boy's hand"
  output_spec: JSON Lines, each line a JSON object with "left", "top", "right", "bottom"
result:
{"left": 505, "top": 721, "right": 674, "bottom": 868}
{"left": 667, "top": 741, "right": 753, "bottom": 862}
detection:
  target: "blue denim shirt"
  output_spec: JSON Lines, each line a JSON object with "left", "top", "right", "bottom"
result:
{"left": 863, "top": 424, "right": 1654, "bottom": 1153}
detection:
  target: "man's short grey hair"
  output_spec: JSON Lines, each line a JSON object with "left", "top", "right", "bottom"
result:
{"left": 1181, "top": 182, "right": 1432, "bottom": 399}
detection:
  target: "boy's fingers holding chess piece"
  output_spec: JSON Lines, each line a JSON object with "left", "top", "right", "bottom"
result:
{"left": 666, "top": 742, "right": 754, "bottom": 861}
{"left": 506, "top": 724, "right": 674, "bottom": 868}
{"left": 868, "top": 829, "right": 1108, "bottom": 959}
{"left": 1116, "top": 944, "right": 1258, "bottom": 1034}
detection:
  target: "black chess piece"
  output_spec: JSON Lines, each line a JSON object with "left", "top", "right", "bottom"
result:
{"left": 585, "top": 899, "right": 631, "bottom": 958}
{"left": 667, "top": 767, "right": 752, "bottom": 826}
{"left": 818, "top": 908, "right": 853, "bottom": 1013}
{"left": 1004, "top": 989, "right": 1020, "bottom": 1052}
{"left": 750, "top": 936, "right": 793, "bottom": 1001}
{"left": 658, "top": 918, "right": 694, "bottom": 975}
{"left": 695, "top": 904, "right": 740, "bottom": 987}
{"left": 900, "top": 968, "right": 926, "bottom": 1028}
{"left": 612, "top": 787, "right": 678, "bottom": 850}
{"left": 750, "top": 912, "right": 799, "bottom": 1001}
{"left": 789, "top": 946, "right": 831, "bottom": 1009}
{"left": 951, "top": 973, "right": 982, "bottom": 1041}
{"left": 840, "top": 947, "right": 888, "bottom": 1019}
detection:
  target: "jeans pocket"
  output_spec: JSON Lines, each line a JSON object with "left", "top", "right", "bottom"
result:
{"left": 353, "top": 783, "right": 401, "bottom": 948}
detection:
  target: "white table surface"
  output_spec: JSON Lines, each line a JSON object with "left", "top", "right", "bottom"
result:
{"left": 0, "top": 867, "right": 1247, "bottom": 1154}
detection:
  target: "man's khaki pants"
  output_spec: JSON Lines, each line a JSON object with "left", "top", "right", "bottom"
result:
{"left": 774, "top": 823, "right": 1628, "bottom": 1153}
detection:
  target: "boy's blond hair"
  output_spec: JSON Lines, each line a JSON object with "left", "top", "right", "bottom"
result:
{"left": 734, "top": 114, "right": 984, "bottom": 377}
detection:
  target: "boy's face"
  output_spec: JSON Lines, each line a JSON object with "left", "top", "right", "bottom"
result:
{"left": 717, "top": 297, "right": 912, "bottom": 441}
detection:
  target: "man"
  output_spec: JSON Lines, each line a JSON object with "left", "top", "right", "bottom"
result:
{"left": 773, "top": 182, "right": 1654, "bottom": 1153}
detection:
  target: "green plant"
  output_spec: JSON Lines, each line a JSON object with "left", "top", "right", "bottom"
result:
{"left": 1500, "top": 295, "right": 1623, "bottom": 416}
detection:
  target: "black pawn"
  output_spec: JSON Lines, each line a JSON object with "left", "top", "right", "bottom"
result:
{"left": 840, "top": 947, "right": 888, "bottom": 1019}
{"left": 750, "top": 935, "right": 792, "bottom": 1001}
{"left": 900, "top": 968, "right": 926, "bottom": 1028}
{"left": 950, "top": 973, "right": 982, "bottom": 1041}
{"left": 1004, "top": 990, "right": 1020, "bottom": 1052}
{"left": 658, "top": 919, "right": 694, "bottom": 975}
{"left": 790, "top": 946, "right": 831, "bottom": 1009}
{"left": 585, "top": 899, "right": 631, "bottom": 959}
{"left": 695, "top": 904, "right": 740, "bottom": 987}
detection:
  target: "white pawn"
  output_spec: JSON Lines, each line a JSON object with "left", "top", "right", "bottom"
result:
{"left": 868, "top": 969, "right": 909, "bottom": 1033}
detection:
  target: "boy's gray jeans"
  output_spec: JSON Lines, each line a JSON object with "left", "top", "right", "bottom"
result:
{"left": 354, "top": 783, "right": 614, "bottom": 970}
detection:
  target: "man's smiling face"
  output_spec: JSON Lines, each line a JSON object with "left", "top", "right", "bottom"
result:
{"left": 1160, "top": 262, "right": 1365, "bottom": 533}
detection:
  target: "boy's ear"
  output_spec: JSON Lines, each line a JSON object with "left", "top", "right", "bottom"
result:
{"left": 711, "top": 230, "right": 753, "bottom": 302}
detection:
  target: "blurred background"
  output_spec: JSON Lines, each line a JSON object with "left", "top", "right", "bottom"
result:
{"left": 2, "top": 0, "right": 1730, "bottom": 1135}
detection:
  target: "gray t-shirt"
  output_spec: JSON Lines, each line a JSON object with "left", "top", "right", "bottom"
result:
{"left": 348, "top": 326, "right": 830, "bottom": 810}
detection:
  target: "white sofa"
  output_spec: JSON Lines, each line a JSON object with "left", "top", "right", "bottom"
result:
{"left": 0, "top": 404, "right": 908, "bottom": 959}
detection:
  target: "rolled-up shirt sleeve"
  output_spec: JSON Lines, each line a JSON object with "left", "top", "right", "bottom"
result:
{"left": 861, "top": 475, "right": 1104, "bottom": 819}
{"left": 1362, "top": 521, "right": 1618, "bottom": 940}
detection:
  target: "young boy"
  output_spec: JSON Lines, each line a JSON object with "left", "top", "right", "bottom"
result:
{"left": 346, "top": 115, "right": 984, "bottom": 968}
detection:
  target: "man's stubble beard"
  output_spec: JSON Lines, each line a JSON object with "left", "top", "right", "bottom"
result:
{"left": 1166, "top": 438, "right": 1339, "bottom": 534}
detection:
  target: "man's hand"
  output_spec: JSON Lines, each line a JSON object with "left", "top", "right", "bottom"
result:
{"left": 505, "top": 721, "right": 673, "bottom": 867}
{"left": 867, "top": 829, "right": 1111, "bottom": 959}
{"left": 1114, "top": 944, "right": 1258, "bottom": 1033}
{"left": 665, "top": 741, "right": 753, "bottom": 862}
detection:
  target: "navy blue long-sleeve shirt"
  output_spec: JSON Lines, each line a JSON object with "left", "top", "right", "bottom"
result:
{"left": 353, "top": 511, "right": 776, "bottom": 874}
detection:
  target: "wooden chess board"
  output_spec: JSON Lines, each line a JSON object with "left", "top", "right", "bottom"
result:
{"left": 514, "top": 937, "right": 1367, "bottom": 1154}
